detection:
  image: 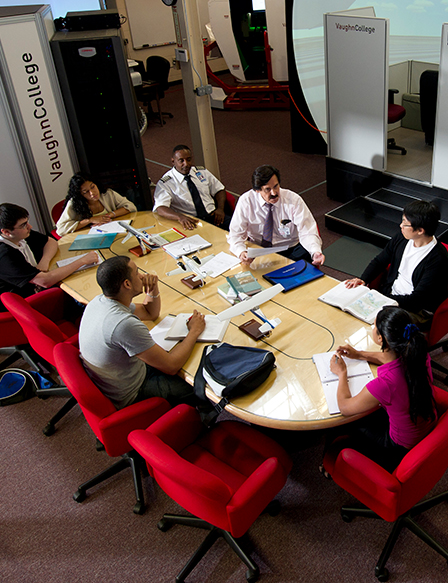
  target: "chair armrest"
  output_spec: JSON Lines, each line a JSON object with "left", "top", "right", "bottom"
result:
{"left": 99, "top": 397, "right": 170, "bottom": 458}
{"left": 27, "top": 287, "right": 66, "bottom": 319}
{"left": 227, "top": 457, "right": 288, "bottom": 538}
{"left": 334, "top": 448, "right": 399, "bottom": 493}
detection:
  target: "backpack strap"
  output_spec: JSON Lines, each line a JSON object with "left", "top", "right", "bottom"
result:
{"left": 193, "top": 344, "right": 211, "bottom": 403}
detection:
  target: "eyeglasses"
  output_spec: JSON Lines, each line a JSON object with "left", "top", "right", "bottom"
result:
{"left": 13, "top": 219, "right": 30, "bottom": 231}
{"left": 400, "top": 221, "right": 413, "bottom": 229}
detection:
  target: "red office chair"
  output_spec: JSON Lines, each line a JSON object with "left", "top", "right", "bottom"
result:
{"left": 128, "top": 404, "right": 292, "bottom": 581}
{"left": 50, "top": 199, "right": 65, "bottom": 240}
{"left": 1, "top": 288, "right": 82, "bottom": 436}
{"left": 388, "top": 89, "right": 407, "bottom": 155}
{"left": 0, "top": 309, "right": 40, "bottom": 370}
{"left": 54, "top": 342, "right": 171, "bottom": 514}
{"left": 323, "top": 385, "right": 448, "bottom": 582}
{"left": 225, "top": 190, "right": 237, "bottom": 213}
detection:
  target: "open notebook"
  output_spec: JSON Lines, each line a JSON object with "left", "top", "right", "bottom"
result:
{"left": 313, "top": 351, "right": 374, "bottom": 415}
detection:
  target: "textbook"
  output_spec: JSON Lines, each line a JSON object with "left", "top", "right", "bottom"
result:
{"left": 262, "top": 259, "right": 324, "bottom": 291}
{"left": 318, "top": 281, "right": 398, "bottom": 325}
{"left": 312, "top": 351, "right": 374, "bottom": 415}
{"left": 226, "top": 272, "right": 262, "bottom": 297}
{"left": 164, "top": 314, "right": 230, "bottom": 342}
{"left": 69, "top": 232, "right": 117, "bottom": 251}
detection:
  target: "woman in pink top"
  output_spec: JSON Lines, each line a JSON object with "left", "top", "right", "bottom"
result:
{"left": 329, "top": 306, "right": 437, "bottom": 472}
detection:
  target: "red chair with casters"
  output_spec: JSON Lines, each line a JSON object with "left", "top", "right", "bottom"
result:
{"left": 388, "top": 89, "right": 407, "bottom": 155}
{"left": 50, "top": 199, "right": 65, "bottom": 240}
{"left": 54, "top": 342, "right": 171, "bottom": 514}
{"left": 1, "top": 288, "right": 82, "bottom": 436}
{"left": 0, "top": 309, "right": 40, "bottom": 370}
{"left": 323, "top": 386, "right": 448, "bottom": 582}
{"left": 128, "top": 404, "right": 292, "bottom": 581}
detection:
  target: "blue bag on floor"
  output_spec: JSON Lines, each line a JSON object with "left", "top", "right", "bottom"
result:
{"left": 0, "top": 368, "right": 55, "bottom": 406}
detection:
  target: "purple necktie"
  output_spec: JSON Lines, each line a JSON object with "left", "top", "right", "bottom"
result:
{"left": 261, "top": 203, "right": 274, "bottom": 248}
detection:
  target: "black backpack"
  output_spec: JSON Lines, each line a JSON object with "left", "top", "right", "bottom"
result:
{"left": 194, "top": 342, "right": 276, "bottom": 425}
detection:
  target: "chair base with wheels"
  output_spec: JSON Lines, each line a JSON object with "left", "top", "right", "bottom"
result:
{"left": 158, "top": 514, "right": 259, "bottom": 583}
{"left": 73, "top": 450, "right": 146, "bottom": 515}
{"left": 340, "top": 490, "right": 448, "bottom": 582}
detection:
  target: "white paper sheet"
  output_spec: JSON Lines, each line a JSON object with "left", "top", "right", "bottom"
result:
{"left": 246, "top": 245, "right": 289, "bottom": 258}
{"left": 150, "top": 317, "right": 179, "bottom": 351}
{"left": 197, "top": 251, "right": 240, "bottom": 278}
{"left": 89, "top": 220, "right": 132, "bottom": 234}
{"left": 56, "top": 252, "right": 102, "bottom": 272}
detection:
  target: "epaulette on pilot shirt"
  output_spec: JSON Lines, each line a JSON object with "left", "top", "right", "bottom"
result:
{"left": 160, "top": 175, "right": 172, "bottom": 183}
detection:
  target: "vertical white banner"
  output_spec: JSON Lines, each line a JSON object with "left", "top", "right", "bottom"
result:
{"left": 325, "top": 14, "right": 389, "bottom": 171}
{"left": 0, "top": 18, "right": 75, "bottom": 214}
{"left": 432, "top": 24, "right": 448, "bottom": 190}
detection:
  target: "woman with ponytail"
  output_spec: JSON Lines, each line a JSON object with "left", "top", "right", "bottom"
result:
{"left": 329, "top": 305, "right": 437, "bottom": 472}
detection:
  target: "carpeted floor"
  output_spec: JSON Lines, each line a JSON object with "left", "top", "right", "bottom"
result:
{"left": 2, "top": 75, "right": 448, "bottom": 583}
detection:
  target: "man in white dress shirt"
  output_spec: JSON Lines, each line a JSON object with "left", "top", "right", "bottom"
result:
{"left": 153, "top": 144, "right": 231, "bottom": 230}
{"left": 227, "top": 165, "right": 325, "bottom": 266}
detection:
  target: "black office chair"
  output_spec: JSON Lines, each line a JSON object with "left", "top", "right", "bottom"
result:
{"left": 387, "top": 89, "right": 407, "bottom": 155}
{"left": 420, "top": 70, "right": 438, "bottom": 146}
{"left": 134, "top": 56, "right": 173, "bottom": 126}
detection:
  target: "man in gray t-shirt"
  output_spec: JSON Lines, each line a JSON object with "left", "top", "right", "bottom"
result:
{"left": 79, "top": 256, "right": 205, "bottom": 409}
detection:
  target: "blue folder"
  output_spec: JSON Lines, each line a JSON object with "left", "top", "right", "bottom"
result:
{"left": 69, "top": 232, "right": 117, "bottom": 251}
{"left": 262, "top": 260, "right": 324, "bottom": 292}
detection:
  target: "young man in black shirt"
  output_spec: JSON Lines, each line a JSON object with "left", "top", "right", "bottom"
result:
{"left": 0, "top": 203, "right": 98, "bottom": 311}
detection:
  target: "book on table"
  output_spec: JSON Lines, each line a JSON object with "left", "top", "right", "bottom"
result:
{"left": 164, "top": 314, "right": 230, "bottom": 342}
{"left": 313, "top": 351, "right": 374, "bottom": 415}
{"left": 226, "top": 272, "right": 263, "bottom": 297}
{"left": 318, "top": 281, "right": 398, "bottom": 325}
{"left": 68, "top": 232, "right": 117, "bottom": 251}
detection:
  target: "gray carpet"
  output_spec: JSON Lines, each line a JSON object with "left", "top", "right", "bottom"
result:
{"left": 323, "top": 236, "right": 383, "bottom": 278}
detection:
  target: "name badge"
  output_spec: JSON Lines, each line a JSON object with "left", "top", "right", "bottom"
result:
{"left": 279, "top": 225, "right": 290, "bottom": 237}
{"left": 195, "top": 171, "right": 207, "bottom": 183}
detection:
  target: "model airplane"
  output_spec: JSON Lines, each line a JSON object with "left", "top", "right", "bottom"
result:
{"left": 217, "top": 283, "right": 284, "bottom": 334}
{"left": 118, "top": 221, "right": 157, "bottom": 255}
{"left": 166, "top": 254, "right": 216, "bottom": 286}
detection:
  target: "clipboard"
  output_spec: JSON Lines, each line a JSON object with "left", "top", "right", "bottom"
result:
{"left": 262, "top": 260, "right": 324, "bottom": 292}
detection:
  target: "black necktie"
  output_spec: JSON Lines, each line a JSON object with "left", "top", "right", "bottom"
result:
{"left": 185, "top": 175, "right": 209, "bottom": 220}
{"left": 261, "top": 203, "right": 274, "bottom": 247}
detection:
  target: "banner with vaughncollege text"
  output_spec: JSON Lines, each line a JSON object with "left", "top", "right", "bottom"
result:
{"left": 325, "top": 13, "right": 389, "bottom": 171}
{"left": 0, "top": 16, "right": 75, "bottom": 215}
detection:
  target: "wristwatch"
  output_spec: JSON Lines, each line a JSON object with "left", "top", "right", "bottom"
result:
{"left": 161, "top": 0, "right": 177, "bottom": 5}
